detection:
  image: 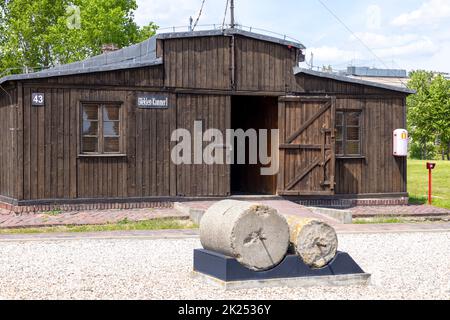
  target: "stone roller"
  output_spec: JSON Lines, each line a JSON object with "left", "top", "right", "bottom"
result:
{"left": 200, "top": 200, "right": 290, "bottom": 271}
{"left": 286, "top": 216, "right": 338, "bottom": 269}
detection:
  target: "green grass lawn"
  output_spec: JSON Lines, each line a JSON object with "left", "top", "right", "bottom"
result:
{"left": 0, "top": 218, "right": 197, "bottom": 235}
{"left": 408, "top": 160, "right": 450, "bottom": 209}
{"left": 353, "top": 217, "right": 407, "bottom": 224}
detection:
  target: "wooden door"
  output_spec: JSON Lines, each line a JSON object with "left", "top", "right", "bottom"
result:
{"left": 278, "top": 96, "right": 336, "bottom": 196}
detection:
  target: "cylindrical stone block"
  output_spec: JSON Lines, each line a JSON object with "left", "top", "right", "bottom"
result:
{"left": 200, "top": 200, "right": 290, "bottom": 271}
{"left": 286, "top": 216, "right": 338, "bottom": 269}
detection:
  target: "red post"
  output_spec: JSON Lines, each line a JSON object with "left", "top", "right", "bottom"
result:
{"left": 428, "top": 167, "right": 432, "bottom": 205}
{"left": 426, "top": 162, "right": 436, "bottom": 205}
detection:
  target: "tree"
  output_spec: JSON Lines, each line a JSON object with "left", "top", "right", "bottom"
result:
{"left": 407, "top": 71, "right": 450, "bottom": 160}
{"left": 428, "top": 75, "right": 450, "bottom": 160}
{"left": 0, "top": 0, "right": 158, "bottom": 75}
{"left": 407, "top": 71, "right": 435, "bottom": 159}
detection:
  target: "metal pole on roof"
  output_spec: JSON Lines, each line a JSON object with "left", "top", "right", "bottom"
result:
{"left": 189, "top": 16, "right": 193, "bottom": 31}
{"left": 230, "top": 0, "right": 235, "bottom": 28}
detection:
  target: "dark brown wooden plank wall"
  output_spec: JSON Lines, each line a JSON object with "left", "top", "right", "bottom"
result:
{"left": 234, "top": 36, "right": 298, "bottom": 92}
{"left": 21, "top": 87, "right": 177, "bottom": 200}
{"left": 164, "top": 37, "right": 231, "bottom": 90}
{"left": 0, "top": 86, "right": 18, "bottom": 199}
{"left": 335, "top": 97, "right": 407, "bottom": 194}
{"left": 176, "top": 94, "right": 230, "bottom": 197}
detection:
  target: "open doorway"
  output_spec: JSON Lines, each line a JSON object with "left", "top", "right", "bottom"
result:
{"left": 230, "top": 96, "right": 279, "bottom": 195}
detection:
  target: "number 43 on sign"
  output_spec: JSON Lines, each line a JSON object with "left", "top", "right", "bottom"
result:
{"left": 32, "top": 93, "right": 45, "bottom": 106}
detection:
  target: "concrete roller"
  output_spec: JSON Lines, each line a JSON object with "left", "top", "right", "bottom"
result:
{"left": 200, "top": 200, "right": 290, "bottom": 271}
{"left": 286, "top": 216, "right": 338, "bottom": 269}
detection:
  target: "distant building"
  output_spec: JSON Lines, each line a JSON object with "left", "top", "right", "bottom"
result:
{"left": 340, "top": 66, "right": 409, "bottom": 89}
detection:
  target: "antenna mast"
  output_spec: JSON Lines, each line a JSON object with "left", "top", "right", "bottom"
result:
{"left": 230, "top": 0, "right": 235, "bottom": 28}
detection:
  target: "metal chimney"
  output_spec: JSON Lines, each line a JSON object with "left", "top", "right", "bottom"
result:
{"left": 230, "top": 0, "right": 235, "bottom": 28}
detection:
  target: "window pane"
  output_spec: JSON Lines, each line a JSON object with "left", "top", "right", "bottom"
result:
{"left": 346, "top": 112, "right": 360, "bottom": 126}
{"left": 83, "top": 120, "right": 98, "bottom": 136}
{"left": 104, "top": 121, "right": 120, "bottom": 136}
{"left": 82, "top": 137, "right": 98, "bottom": 153}
{"left": 336, "top": 126, "right": 343, "bottom": 141}
{"left": 346, "top": 141, "right": 360, "bottom": 155}
{"left": 104, "top": 137, "right": 120, "bottom": 153}
{"left": 347, "top": 127, "right": 360, "bottom": 141}
{"left": 336, "top": 141, "right": 343, "bottom": 155}
{"left": 83, "top": 105, "right": 99, "bottom": 120}
{"left": 103, "top": 106, "right": 120, "bottom": 121}
{"left": 336, "top": 112, "right": 344, "bottom": 126}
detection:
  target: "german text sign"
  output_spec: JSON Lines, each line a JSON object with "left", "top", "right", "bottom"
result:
{"left": 137, "top": 93, "right": 170, "bottom": 109}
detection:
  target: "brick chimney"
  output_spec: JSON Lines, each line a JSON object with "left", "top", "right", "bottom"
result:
{"left": 101, "top": 43, "right": 120, "bottom": 54}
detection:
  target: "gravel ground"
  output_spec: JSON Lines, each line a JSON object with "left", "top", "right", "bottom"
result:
{"left": 0, "top": 232, "right": 449, "bottom": 300}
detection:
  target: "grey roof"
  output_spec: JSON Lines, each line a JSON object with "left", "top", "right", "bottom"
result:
{"left": 0, "top": 28, "right": 305, "bottom": 85}
{"left": 0, "top": 36, "right": 162, "bottom": 85}
{"left": 294, "top": 67, "right": 415, "bottom": 94}
{"left": 346, "top": 66, "right": 407, "bottom": 78}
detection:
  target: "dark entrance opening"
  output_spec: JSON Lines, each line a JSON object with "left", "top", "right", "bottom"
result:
{"left": 230, "top": 96, "right": 279, "bottom": 195}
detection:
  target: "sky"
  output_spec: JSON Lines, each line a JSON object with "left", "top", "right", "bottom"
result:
{"left": 134, "top": 0, "right": 450, "bottom": 73}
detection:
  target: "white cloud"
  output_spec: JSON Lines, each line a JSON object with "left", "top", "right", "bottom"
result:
{"left": 352, "top": 32, "right": 418, "bottom": 47}
{"left": 135, "top": 0, "right": 203, "bottom": 28}
{"left": 135, "top": 0, "right": 224, "bottom": 28}
{"left": 413, "top": 41, "right": 450, "bottom": 72}
{"left": 392, "top": 0, "right": 450, "bottom": 27}
{"left": 307, "top": 32, "right": 441, "bottom": 71}
{"left": 374, "top": 38, "right": 438, "bottom": 58}
{"left": 350, "top": 32, "right": 439, "bottom": 58}
{"left": 366, "top": 5, "right": 382, "bottom": 30}
{"left": 306, "top": 47, "right": 361, "bottom": 63}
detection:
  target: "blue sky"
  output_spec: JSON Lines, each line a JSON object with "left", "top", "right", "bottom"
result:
{"left": 135, "top": 0, "right": 450, "bottom": 73}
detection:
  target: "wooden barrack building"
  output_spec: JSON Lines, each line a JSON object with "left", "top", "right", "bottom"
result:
{"left": 0, "top": 28, "right": 413, "bottom": 210}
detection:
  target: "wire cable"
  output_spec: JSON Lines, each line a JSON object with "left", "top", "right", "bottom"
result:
{"left": 192, "top": 0, "right": 207, "bottom": 31}
{"left": 316, "top": 0, "right": 408, "bottom": 87}
{"left": 222, "top": 0, "right": 229, "bottom": 29}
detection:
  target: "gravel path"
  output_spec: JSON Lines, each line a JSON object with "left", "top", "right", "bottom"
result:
{"left": 0, "top": 232, "right": 449, "bottom": 300}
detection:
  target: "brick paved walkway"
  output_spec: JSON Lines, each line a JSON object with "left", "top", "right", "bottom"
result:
{"left": 334, "top": 222, "right": 450, "bottom": 233}
{"left": 181, "top": 200, "right": 338, "bottom": 224}
{"left": 1, "top": 199, "right": 450, "bottom": 234}
{"left": 177, "top": 200, "right": 450, "bottom": 233}
{"left": 0, "top": 208, "right": 188, "bottom": 229}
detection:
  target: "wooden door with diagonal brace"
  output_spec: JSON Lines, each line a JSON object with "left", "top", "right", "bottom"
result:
{"left": 277, "top": 96, "right": 336, "bottom": 196}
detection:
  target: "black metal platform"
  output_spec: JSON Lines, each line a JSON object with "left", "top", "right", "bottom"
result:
{"left": 193, "top": 249, "right": 367, "bottom": 282}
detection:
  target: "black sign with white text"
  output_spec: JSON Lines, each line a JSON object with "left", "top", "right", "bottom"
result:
{"left": 32, "top": 93, "right": 45, "bottom": 106}
{"left": 137, "top": 93, "right": 170, "bottom": 109}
